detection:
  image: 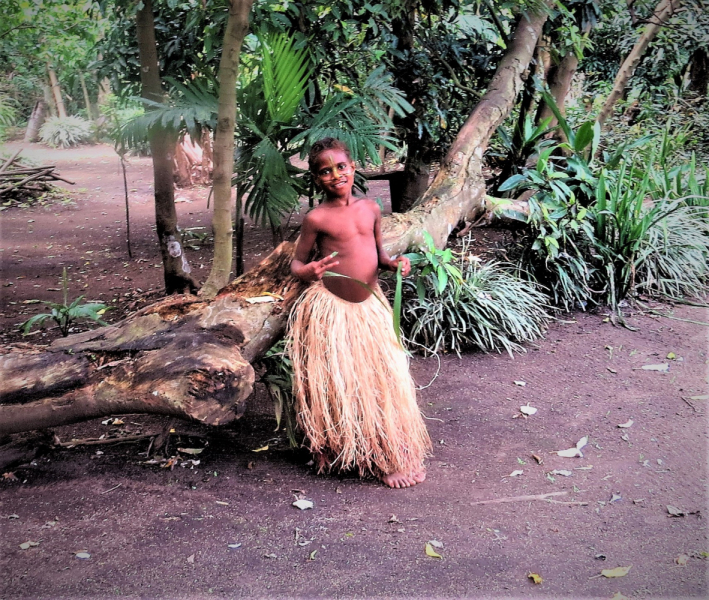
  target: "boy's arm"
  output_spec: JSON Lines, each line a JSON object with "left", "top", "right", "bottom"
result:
{"left": 291, "top": 213, "right": 340, "bottom": 282}
{"left": 372, "top": 201, "right": 410, "bottom": 277}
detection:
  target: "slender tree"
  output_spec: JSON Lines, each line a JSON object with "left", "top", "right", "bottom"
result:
{"left": 135, "top": 0, "right": 198, "bottom": 294}
{"left": 596, "top": 0, "right": 682, "bottom": 127}
{"left": 201, "top": 0, "right": 254, "bottom": 298}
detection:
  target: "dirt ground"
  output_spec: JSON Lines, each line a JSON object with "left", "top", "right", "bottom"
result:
{"left": 0, "top": 142, "right": 708, "bottom": 599}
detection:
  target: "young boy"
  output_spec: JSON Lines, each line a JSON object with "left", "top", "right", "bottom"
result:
{"left": 289, "top": 137, "right": 431, "bottom": 488}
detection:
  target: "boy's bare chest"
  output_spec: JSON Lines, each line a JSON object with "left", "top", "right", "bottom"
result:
{"left": 317, "top": 205, "right": 375, "bottom": 241}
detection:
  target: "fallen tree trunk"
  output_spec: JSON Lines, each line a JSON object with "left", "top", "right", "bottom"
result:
{"left": 0, "top": 7, "right": 548, "bottom": 437}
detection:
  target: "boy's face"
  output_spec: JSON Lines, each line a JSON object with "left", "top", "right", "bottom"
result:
{"left": 313, "top": 149, "right": 355, "bottom": 195}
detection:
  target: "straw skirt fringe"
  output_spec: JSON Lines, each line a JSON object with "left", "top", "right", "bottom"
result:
{"left": 288, "top": 282, "right": 431, "bottom": 477}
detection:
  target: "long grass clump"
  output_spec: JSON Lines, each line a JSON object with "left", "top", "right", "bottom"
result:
{"left": 400, "top": 235, "right": 550, "bottom": 356}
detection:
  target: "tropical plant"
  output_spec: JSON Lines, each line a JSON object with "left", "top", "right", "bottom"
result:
{"left": 595, "top": 164, "right": 709, "bottom": 304}
{"left": 39, "top": 115, "right": 93, "bottom": 148}
{"left": 498, "top": 106, "right": 601, "bottom": 311}
{"left": 21, "top": 268, "right": 110, "bottom": 337}
{"left": 399, "top": 233, "right": 549, "bottom": 356}
{"left": 0, "top": 92, "right": 18, "bottom": 140}
{"left": 259, "top": 339, "right": 299, "bottom": 448}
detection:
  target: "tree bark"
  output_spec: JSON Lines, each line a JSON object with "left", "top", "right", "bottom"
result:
{"left": 596, "top": 0, "right": 681, "bottom": 128}
{"left": 390, "top": 0, "right": 435, "bottom": 213}
{"left": 135, "top": 0, "right": 198, "bottom": 295}
{"left": 24, "top": 99, "right": 47, "bottom": 143}
{"left": 688, "top": 47, "right": 708, "bottom": 98}
{"left": 0, "top": 8, "right": 547, "bottom": 436}
{"left": 536, "top": 51, "right": 579, "bottom": 132}
{"left": 201, "top": 0, "right": 254, "bottom": 298}
{"left": 47, "top": 66, "right": 67, "bottom": 118}
{"left": 79, "top": 72, "right": 96, "bottom": 121}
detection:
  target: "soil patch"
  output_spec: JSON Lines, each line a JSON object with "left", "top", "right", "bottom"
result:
{"left": 1, "top": 143, "right": 707, "bottom": 599}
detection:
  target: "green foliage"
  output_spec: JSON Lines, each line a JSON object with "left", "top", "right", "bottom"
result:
{"left": 499, "top": 102, "right": 600, "bottom": 311}
{"left": 502, "top": 95, "right": 709, "bottom": 312}
{"left": 236, "top": 32, "right": 401, "bottom": 229}
{"left": 21, "top": 269, "right": 109, "bottom": 337}
{"left": 400, "top": 233, "right": 549, "bottom": 357}
{"left": 39, "top": 116, "right": 93, "bottom": 148}
{"left": 595, "top": 164, "right": 709, "bottom": 304}
{"left": 0, "top": 93, "right": 19, "bottom": 140}
{"left": 259, "top": 339, "right": 299, "bottom": 448}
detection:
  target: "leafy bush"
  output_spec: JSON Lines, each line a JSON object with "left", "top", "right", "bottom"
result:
{"left": 400, "top": 233, "right": 549, "bottom": 356}
{"left": 39, "top": 115, "right": 93, "bottom": 148}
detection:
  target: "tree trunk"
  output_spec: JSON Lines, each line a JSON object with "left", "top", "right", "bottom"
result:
{"left": 536, "top": 51, "right": 579, "bottom": 132}
{"left": 201, "top": 0, "right": 254, "bottom": 298}
{"left": 43, "top": 83, "right": 56, "bottom": 117}
{"left": 24, "top": 99, "right": 47, "bottom": 143}
{"left": 199, "top": 129, "right": 213, "bottom": 184}
{"left": 0, "top": 8, "right": 547, "bottom": 436}
{"left": 688, "top": 47, "right": 708, "bottom": 98}
{"left": 596, "top": 0, "right": 681, "bottom": 128}
{"left": 135, "top": 0, "right": 198, "bottom": 295}
{"left": 79, "top": 72, "right": 96, "bottom": 120}
{"left": 47, "top": 66, "right": 67, "bottom": 118}
{"left": 173, "top": 140, "right": 193, "bottom": 187}
{"left": 390, "top": 0, "right": 435, "bottom": 213}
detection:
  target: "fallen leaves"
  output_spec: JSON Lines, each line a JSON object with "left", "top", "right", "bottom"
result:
{"left": 514, "top": 380, "right": 526, "bottom": 387}
{"left": 75, "top": 552, "right": 91, "bottom": 560}
{"left": 675, "top": 554, "right": 689, "bottom": 566}
{"left": 252, "top": 445, "right": 269, "bottom": 453}
{"left": 508, "top": 470, "right": 524, "bottom": 477}
{"left": 527, "top": 572, "right": 543, "bottom": 584}
{"left": 19, "top": 541, "right": 39, "bottom": 550}
{"left": 520, "top": 404, "right": 537, "bottom": 416}
{"left": 601, "top": 566, "right": 631, "bottom": 578}
{"left": 2, "top": 472, "right": 18, "bottom": 481}
{"left": 177, "top": 447, "right": 204, "bottom": 455}
{"left": 557, "top": 436, "right": 588, "bottom": 458}
{"left": 292, "top": 499, "right": 314, "bottom": 510}
{"left": 617, "top": 419, "right": 633, "bottom": 428}
{"left": 639, "top": 363, "right": 669, "bottom": 372}
{"left": 425, "top": 542, "right": 442, "bottom": 559}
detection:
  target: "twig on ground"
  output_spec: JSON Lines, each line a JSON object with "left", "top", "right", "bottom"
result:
{"left": 470, "top": 491, "right": 568, "bottom": 505}
{"left": 101, "top": 483, "right": 122, "bottom": 494}
{"left": 54, "top": 433, "right": 157, "bottom": 447}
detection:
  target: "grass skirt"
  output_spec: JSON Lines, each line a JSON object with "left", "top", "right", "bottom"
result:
{"left": 288, "top": 281, "right": 431, "bottom": 477}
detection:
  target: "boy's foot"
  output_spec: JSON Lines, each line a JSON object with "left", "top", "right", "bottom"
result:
{"left": 381, "top": 469, "right": 426, "bottom": 488}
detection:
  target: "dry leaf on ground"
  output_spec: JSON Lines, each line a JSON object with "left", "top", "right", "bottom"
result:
{"left": 292, "top": 499, "right": 314, "bottom": 510}
{"left": 75, "top": 552, "right": 91, "bottom": 559}
{"left": 601, "top": 566, "right": 631, "bottom": 578}
{"left": 520, "top": 404, "right": 537, "bottom": 415}
{"left": 557, "top": 447, "right": 583, "bottom": 458}
{"left": 675, "top": 554, "right": 689, "bottom": 566}
{"left": 19, "top": 541, "right": 39, "bottom": 550}
{"left": 617, "top": 419, "right": 633, "bottom": 428}
{"left": 425, "top": 543, "right": 442, "bottom": 558}
{"left": 641, "top": 363, "right": 669, "bottom": 372}
{"left": 527, "top": 572, "right": 543, "bottom": 584}
{"left": 509, "top": 470, "right": 524, "bottom": 477}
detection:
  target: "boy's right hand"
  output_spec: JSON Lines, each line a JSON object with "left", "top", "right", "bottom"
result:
{"left": 299, "top": 255, "right": 340, "bottom": 282}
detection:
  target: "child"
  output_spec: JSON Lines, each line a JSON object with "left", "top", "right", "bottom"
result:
{"left": 289, "top": 137, "right": 431, "bottom": 488}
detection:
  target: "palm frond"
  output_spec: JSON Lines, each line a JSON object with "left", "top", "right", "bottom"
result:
{"left": 120, "top": 79, "right": 219, "bottom": 148}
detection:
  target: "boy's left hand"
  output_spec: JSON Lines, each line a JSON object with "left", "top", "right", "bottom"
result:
{"left": 390, "top": 255, "right": 411, "bottom": 277}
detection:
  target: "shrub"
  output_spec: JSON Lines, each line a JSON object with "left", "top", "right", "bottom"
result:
{"left": 39, "top": 115, "right": 92, "bottom": 148}
{"left": 400, "top": 233, "right": 550, "bottom": 356}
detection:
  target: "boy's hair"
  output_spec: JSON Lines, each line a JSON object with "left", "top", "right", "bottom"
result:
{"left": 308, "top": 137, "right": 352, "bottom": 173}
